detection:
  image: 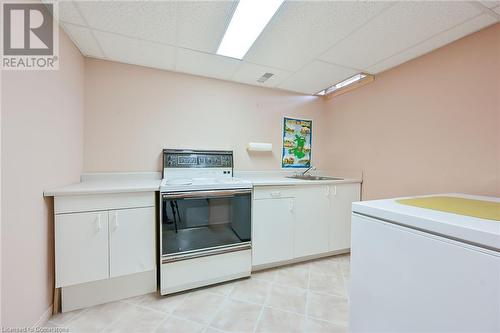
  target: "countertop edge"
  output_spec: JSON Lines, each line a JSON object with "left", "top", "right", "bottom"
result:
{"left": 44, "top": 175, "right": 361, "bottom": 197}
{"left": 249, "top": 178, "right": 362, "bottom": 186}
{"left": 44, "top": 186, "right": 160, "bottom": 197}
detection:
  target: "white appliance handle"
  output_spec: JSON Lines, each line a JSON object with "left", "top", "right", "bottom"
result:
{"left": 270, "top": 191, "right": 282, "bottom": 198}
{"left": 111, "top": 210, "right": 120, "bottom": 230}
{"left": 96, "top": 215, "right": 102, "bottom": 232}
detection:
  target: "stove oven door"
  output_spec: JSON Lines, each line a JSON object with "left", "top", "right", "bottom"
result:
{"left": 160, "top": 189, "right": 252, "bottom": 294}
{"left": 160, "top": 188, "right": 251, "bottom": 260}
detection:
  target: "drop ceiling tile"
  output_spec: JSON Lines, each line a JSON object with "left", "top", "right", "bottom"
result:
{"left": 176, "top": 49, "right": 241, "bottom": 81}
{"left": 319, "top": 1, "right": 483, "bottom": 70}
{"left": 77, "top": 1, "right": 177, "bottom": 45}
{"left": 93, "top": 31, "right": 176, "bottom": 71}
{"left": 367, "top": 13, "right": 499, "bottom": 74}
{"left": 278, "top": 61, "right": 358, "bottom": 95}
{"left": 231, "top": 63, "right": 293, "bottom": 88}
{"left": 245, "top": 1, "right": 393, "bottom": 71}
{"left": 62, "top": 23, "right": 103, "bottom": 57}
{"left": 58, "top": 0, "right": 86, "bottom": 25}
{"left": 176, "top": 1, "right": 237, "bottom": 53}
{"left": 479, "top": 1, "right": 500, "bottom": 9}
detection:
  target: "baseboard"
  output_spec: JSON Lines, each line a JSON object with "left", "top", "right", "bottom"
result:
{"left": 33, "top": 305, "right": 53, "bottom": 327}
{"left": 61, "top": 270, "right": 156, "bottom": 312}
{"left": 252, "top": 249, "right": 350, "bottom": 271}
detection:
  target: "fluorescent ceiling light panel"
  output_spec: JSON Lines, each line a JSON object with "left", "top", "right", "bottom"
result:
{"left": 217, "top": 0, "right": 285, "bottom": 59}
{"left": 316, "top": 73, "right": 367, "bottom": 96}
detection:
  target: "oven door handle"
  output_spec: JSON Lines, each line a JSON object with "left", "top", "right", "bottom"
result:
{"left": 162, "top": 243, "right": 251, "bottom": 263}
{"left": 162, "top": 189, "right": 251, "bottom": 200}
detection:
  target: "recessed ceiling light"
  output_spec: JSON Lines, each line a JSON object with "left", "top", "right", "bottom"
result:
{"left": 316, "top": 73, "right": 368, "bottom": 96}
{"left": 217, "top": 0, "right": 285, "bottom": 59}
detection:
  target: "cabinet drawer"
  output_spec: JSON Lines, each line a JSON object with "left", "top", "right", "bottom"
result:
{"left": 55, "top": 192, "right": 155, "bottom": 214}
{"left": 253, "top": 186, "right": 297, "bottom": 200}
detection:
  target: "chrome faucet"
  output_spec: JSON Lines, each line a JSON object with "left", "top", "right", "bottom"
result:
{"left": 302, "top": 165, "right": 316, "bottom": 176}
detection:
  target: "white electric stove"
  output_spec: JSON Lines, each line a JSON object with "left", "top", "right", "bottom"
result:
{"left": 159, "top": 149, "right": 252, "bottom": 295}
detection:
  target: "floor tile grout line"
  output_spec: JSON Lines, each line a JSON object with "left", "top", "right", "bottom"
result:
{"left": 304, "top": 313, "right": 349, "bottom": 327}
{"left": 254, "top": 303, "right": 349, "bottom": 327}
{"left": 204, "top": 286, "right": 234, "bottom": 331}
{"left": 169, "top": 289, "right": 198, "bottom": 317}
{"left": 50, "top": 255, "right": 351, "bottom": 332}
{"left": 306, "top": 314, "right": 349, "bottom": 328}
{"left": 205, "top": 325, "right": 233, "bottom": 333}
{"left": 150, "top": 314, "right": 171, "bottom": 333}
{"left": 252, "top": 280, "right": 272, "bottom": 333}
{"left": 122, "top": 292, "right": 191, "bottom": 317}
{"left": 48, "top": 306, "right": 91, "bottom": 327}
{"left": 303, "top": 264, "right": 312, "bottom": 332}
{"left": 97, "top": 305, "right": 135, "bottom": 333}
{"left": 341, "top": 269, "right": 350, "bottom": 302}
{"left": 125, "top": 300, "right": 172, "bottom": 316}
{"left": 162, "top": 291, "right": 347, "bottom": 329}
{"left": 169, "top": 313, "right": 210, "bottom": 325}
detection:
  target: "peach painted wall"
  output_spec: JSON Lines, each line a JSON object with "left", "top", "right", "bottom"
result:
{"left": 1, "top": 29, "right": 84, "bottom": 326}
{"left": 324, "top": 24, "right": 500, "bottom": 200}
{"left": 83, "top": 59, "right": 327, "bottom": 172}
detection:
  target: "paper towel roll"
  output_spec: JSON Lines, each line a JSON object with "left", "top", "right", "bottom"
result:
{"left": 247, "top": 142, "right": 272, "bottom": 152}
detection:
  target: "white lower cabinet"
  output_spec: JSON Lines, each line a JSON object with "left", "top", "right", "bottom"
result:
{"left": 293, "top": 186, "right": 330, "bottom": 258}
{"left": 109, "top": 207, "right": 155, "bottom": 278}
{"left": 252, "top": 197, "right": 295, "bottom": 266}
{"left": 329, "top": 183, "right": 361, "bottom": 251}
{"left": 252, "top": 183, "right": 360, "bottom": 267}
{"left": 55, "top": 211, "right": 109, "bottom": 287}
{"left": 54, "top": 192, "right": 155, "bottom": 288}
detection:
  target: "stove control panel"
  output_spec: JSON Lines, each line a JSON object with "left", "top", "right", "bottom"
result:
{"left": 163, "top": 149, "right": 233, "bottom": 169}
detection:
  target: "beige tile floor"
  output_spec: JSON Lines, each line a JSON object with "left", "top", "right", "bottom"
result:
{"left": 46, "top": 254, "right": 351, "bottom": 333}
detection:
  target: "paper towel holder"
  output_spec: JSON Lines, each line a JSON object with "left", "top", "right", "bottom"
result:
{"left": 246, "top": 142, "right": 272, "bottom": 152}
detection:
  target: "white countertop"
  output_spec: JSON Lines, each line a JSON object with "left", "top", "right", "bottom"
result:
{"left": 235, "top": 171, "right": 362, "bottom": 186}
{"left": 44, "top": 172, "right": 161, "bottom": 196}
{"left": 242, "top": 176, "right": 362, "bottom": 186}
{"left": 352, "top": 193, "right": 500, "bottom": 251}
{"left": 44, "top": 171, "right": 362, "bottom": 196}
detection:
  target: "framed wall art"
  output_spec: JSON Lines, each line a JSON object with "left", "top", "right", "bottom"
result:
{"left": 282, "top": 117, "right": 312, "bottom": 168}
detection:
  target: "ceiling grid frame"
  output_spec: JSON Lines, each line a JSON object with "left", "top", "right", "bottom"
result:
{"left": 71, "top": 0, "right": 107, "bottom": 58}
{"left": 366, "top": 9, "right": 498, "bottom": 73}
{"left": 51, "top": 0, "right": 499, "bottom": 95}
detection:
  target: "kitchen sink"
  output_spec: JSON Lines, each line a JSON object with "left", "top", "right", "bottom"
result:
{"left": 286, "top": 175, "right": 344, "bottom": 181}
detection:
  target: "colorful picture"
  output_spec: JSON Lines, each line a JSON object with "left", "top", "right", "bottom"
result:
{"left": 282, "top": 117, "right": 312, "bottom": 168}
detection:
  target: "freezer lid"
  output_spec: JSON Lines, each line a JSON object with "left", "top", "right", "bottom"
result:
{"left": 397, "top": 196, "right": 500, "bottom": 221}
{"left": 352, "top": 193, "right": 500, "bottom": 251}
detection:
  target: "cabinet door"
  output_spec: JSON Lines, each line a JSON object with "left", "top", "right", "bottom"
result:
{"left": 329, "top": 183, "right": 361, "bottom": 251}
{"left": 252, "top": 198, "right": 294, "bottom": 266}
{"left": 109, "top": 207, "right": 155, "bottom": 278}
{"left": 55, "top": 211, "right": 109, "bottom": 287}
{"left": 293, "top": 186, "right": 330, "bottom": 258}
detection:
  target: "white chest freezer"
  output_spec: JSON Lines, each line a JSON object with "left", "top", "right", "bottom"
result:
{"left": 349, "top": 194, "right": 500, "bottom": 332}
